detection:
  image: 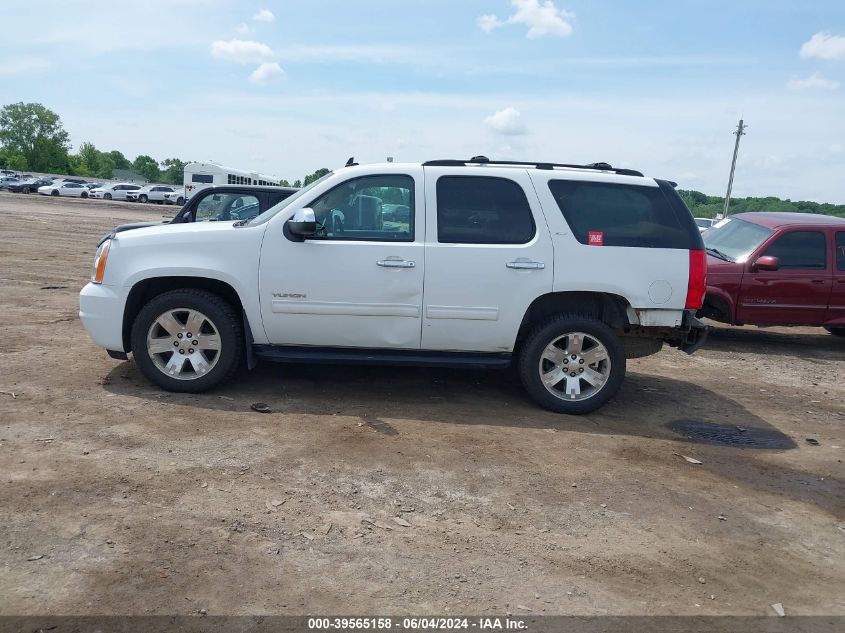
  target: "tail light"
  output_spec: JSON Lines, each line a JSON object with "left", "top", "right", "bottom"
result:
{"left": 685, "top": 249, "right": 707, "bottom": 309}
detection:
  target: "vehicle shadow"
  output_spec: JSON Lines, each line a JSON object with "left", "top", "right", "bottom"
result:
{"left": 102, "top": 359, "right": 794, "bottom": 449}
{"left": 703, "top": 323, "right": 845, "bottom": 359}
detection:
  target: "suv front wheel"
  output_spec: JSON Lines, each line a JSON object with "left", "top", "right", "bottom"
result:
{"left": 518, "top": 315, "right": 625, "bottom": 414}
{"left": 131, "top": 289, "right": 243, "bottom": 393}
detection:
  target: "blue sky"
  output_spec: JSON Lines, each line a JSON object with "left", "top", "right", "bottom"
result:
{"left": 1, "top": 0, "right": 844, "bottom": 202}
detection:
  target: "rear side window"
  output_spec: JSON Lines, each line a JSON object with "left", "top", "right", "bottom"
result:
{"left": 436, "top": 176, "right": 535, "bottom": 244}
{"left": 548, "top": 180, "right": 690, "bottom": 248}
{"left": 763, "top": 231, "right": 826, "bottom": 269}
{"left": 192, "top": 174, "right": 214, "bottom": 184}
{"left": 837, "top": 232, "right": 845, "bottom": 271}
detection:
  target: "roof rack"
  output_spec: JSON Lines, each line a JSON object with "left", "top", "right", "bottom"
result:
{"left": 422, "top": 156, "right": 644, "bottom": 177}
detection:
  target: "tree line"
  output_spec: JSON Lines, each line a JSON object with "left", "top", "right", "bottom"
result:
{"left": 0, "top": 102, "right": 328, "bottom": 187}
{"left": 679, "top": 190, "right": 845, "bottom": 219}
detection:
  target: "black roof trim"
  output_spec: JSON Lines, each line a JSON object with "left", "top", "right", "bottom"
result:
{"left": 422, "top": 158, "right": 643, "bottom": 177}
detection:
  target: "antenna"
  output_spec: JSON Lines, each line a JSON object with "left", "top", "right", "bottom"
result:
{"left": 345, "top": 157, "right": 358, "bottom": 167}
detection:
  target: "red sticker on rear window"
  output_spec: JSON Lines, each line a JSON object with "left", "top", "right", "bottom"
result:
{"left": 588, "top": 231, "right": 604, "bottom": 246}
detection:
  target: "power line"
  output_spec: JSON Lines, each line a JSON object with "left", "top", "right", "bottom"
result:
{"left": 723, "top": 119, "right": 747, "bottom": 217}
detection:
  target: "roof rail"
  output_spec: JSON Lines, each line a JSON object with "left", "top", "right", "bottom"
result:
{"left": 421, "top": 157, "right": 644, "bottom": 177}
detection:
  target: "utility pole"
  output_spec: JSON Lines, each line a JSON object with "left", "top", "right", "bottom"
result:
{"left": 722, "top": 119, "right": 747, "bottom": 217}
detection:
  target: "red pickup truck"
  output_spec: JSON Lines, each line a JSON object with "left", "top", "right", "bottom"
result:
{"left": 699, "top": 212, "right": 845, "bottom": 336}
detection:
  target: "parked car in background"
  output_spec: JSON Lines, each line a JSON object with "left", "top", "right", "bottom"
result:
{"left": 163, "top": 188, "right": 186, "bottom": 206}
{"left": 85, "top": 183, "right": 103, "bottom": 190}
{"left": 7, "top": 178, "right": 54, "bottom": 193}
{"left": 700, "top": 212, "right": 845, "bottom": 336}
{"left": 126, "top": 185, "right": 177, "bottom": 204}
{"left": 694, "top": 217, "right": 716, "bottom": 232}
{"left": 38, "top": 181, "right": 90, "bottom": 198}
{"left": 0, "top": 169, "right": 16, "bottom": 177}
{"left": 0, "top": 177, "right": 20, "bottom": 189}
{"left": 89, "top": 183, "right": 142, "bottom": 200}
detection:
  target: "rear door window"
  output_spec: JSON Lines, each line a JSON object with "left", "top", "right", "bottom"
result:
{"left": 836, "top": 232, "right": 845, "bottom": 271}
{"left": 762, "top": 231, "right": 827, "bottom": 269}
{"left": 195, "top": 193, "right": 260, "bottom": 222}
{"left": 548, "top": 180, "right": 689, "bottom": 248}
{"left": 436, "top": 176, "right": 535, "bottom": 244}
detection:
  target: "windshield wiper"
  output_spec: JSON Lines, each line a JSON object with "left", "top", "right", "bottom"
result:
{"left": 705, "top": 247, "right": 734, "bottom": 262}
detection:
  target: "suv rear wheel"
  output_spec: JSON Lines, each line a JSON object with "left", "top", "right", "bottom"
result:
{"left": 131, "top": 289, "right": 243, "bottom": 393}
{"left": 518, "top": 315, "right": 625, "bottom": 414}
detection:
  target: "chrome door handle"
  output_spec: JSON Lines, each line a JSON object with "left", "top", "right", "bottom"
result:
{"left": 377, "top": 259, "right": 415, "bottom": 268}
{"left": 506, "top": 260, "right": 545, "bottom": 270}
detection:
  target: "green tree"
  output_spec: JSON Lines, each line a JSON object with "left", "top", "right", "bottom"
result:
{"left": 280, "top": 179, "right": 291, "bottom": 187}
{"left": 0, "top": 147, "right": 28, "bottom": 170}
{"left": 108, "top": 150, "right": 131, "bottom": 170}
{"left": 292, "top": 179, "right": 302, "bottom": 188}
{"left": 159, "top": 158, "right": 186, "bottom": 185}
{"left": 303, "top": 167, "right": 330, "bottom": 186}
{"left": 132, "top": 154, "right": 160, "bottom": 182}
{"left": 0, "top": 102, "right": 70, "bottom": 172}
{"left": 94, "top": 153, "right": 115, "bottom": 180}
{"left": 76, "top": 141, "right": 100, "bottom": 176}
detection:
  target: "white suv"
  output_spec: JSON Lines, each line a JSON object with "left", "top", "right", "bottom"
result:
{"left": 126, "top": 185, "right": 177, "bottom": 204}
{"left": 79, "top": 158, "right": 707, "bottom": 414}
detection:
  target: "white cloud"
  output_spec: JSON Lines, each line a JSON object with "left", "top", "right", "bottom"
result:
{"left": 250, "top": 61, "right": 284, "bottom": 83}
{"left": 478, "top": 0, "right": 574, "bottom": 39}
{"left": 210, "top": 39, "right": 275, "bottom": 64}
{"left": 236, "top": 22, "right": 251, "bottom": 35}
{"left": 477, "top": 14, "right": 503, "bottom": 34}
{"left": 800, "top": 32, "right": 845, "bottom": 60}
{"left": 787, "top": 72, "right": 840, "bottom": 90}
{"left": 252, "top": 9, "right": 275, "bottom": 23}
{"left": 484, "top": 106, "right": 527, "bottom": 135}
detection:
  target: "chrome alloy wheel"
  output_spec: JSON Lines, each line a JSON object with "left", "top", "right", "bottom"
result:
{"left": 146, "top": 308, "right": 221, "bottom": 380}
{"left": 538, "top": 332, "right": 611, "bottom": 401}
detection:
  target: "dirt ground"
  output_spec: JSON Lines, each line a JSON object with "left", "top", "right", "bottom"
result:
{"left": 0, "top": 190, "right": 843, "bottom": 616}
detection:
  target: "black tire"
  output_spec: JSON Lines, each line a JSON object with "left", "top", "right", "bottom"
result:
{"left": 104, "top": 193, "right": 112, "bottom": 200}
{"left": 51, "top": 189, "right": 59, "bottom": 196}
{"left": 81, "top": 191, "right": 88, "bottom": 198}
{"left": 131, "top": 289, "right": 243, "bottom": 393}
{"left": 139, "top": 194, "right": 148, "bottom": 203}
{"left": 517, "top": 314, "right": 626, "bottom": 414}
{"left": 176, "top": 197, "right": 185, "bottom": 206}
{"left": 825, "top": 326, "right": 845, "bottom": 337}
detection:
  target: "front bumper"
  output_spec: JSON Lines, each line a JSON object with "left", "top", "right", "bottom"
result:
{"left": 79, "top": 282, "right": 127, "bottom": 352}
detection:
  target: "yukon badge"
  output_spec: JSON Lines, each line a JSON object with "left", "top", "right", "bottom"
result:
{"left": 273, "top": 292, "right": 306, "bottom": 299}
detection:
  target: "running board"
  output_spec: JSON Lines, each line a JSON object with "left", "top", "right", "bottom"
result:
{"left": 253, "top": 345, "right": 512, "bottom": 369}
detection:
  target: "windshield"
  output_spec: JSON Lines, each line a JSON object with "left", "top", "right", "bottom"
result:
{"left": 703, "top": 217, "right": 774, "bottom": 262}
{"left": 246, "top": 173, "right": 333, "bottom": 226}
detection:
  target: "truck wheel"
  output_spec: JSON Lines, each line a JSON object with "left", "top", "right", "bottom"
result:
{"left": 131, "top": 289, "right": 243, "bottom": 393}
{"left": 825, "top": 326, "right": 845, "bottom": 337}
{"left": 518, "top": 315, "right": 626, "bottom": 414}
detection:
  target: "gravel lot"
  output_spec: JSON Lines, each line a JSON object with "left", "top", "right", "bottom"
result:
{"left": 0, "top": 190, "right": 843, "bottom": 616}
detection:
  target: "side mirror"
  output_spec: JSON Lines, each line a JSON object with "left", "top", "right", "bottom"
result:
{"left": 754, "top": 255, "right": 780, "bottom": 271}
{"left": 287, "top": 207, "right": 317, "bottom": 236}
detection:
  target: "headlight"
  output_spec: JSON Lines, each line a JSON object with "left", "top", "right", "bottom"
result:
{"left": 91, "top": 239, "right": 111, "bottom": 284}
